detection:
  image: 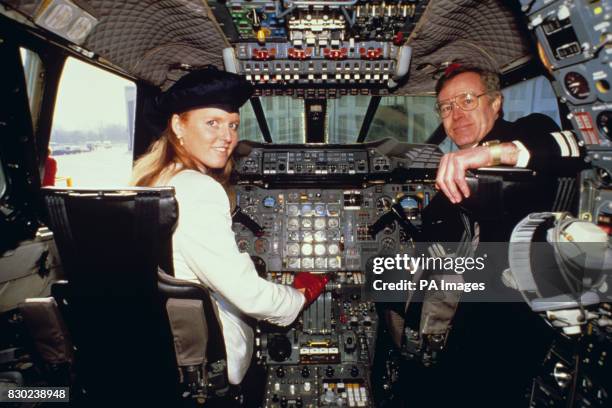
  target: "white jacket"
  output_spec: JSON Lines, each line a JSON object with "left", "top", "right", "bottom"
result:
{"left": 167, "top": 170, "right": 304, "bottom": 384}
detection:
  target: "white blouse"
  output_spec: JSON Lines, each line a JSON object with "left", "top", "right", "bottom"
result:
{"left": 167, "top": 170, "right": 305, "bottom": 384}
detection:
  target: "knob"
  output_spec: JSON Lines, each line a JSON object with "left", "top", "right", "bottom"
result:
{"left": 276, "top": 366, "right": 285, "bottom": 378}
{"left": 350, "top": 365, "right": 359, "bottom": 377}
{"left": 325, "top": 365, "right": 335, "bottom": 377}
{"left": 272, "top": 393, "right": 279, "bottom": 402}
{"left": 280, "top": 396, "right": 288, "bottom": 408}
{"left": 296, "top": 396, "right": 303, "bottom": 408}
{"left": 323, "top": 389, "right": 336, "bottom": 404}
{"left": 268, "top": 334, "right": 292, "bottom": 362}
{"left": 301, "top": 366, "right": 311, "bottom": 378}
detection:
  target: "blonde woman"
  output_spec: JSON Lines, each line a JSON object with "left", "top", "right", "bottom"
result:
{"left": 131, "top": 66, "right": 327, "bottom": 385}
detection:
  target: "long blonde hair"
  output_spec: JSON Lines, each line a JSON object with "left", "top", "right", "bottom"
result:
{"left": 130, "top": 114, "right": 234, "bottom": 190}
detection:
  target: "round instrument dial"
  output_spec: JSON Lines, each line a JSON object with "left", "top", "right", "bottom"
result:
{"left": 376, "top": 196, "right": 392, "bottom": 213}
{"left": 288, "top": 258, "right": 300, "bottom": 269}
{"left": 314, "top": 230, "right": 327, "bottom": 242}
{"left": 288, "top": 231, "right": 300, "bottom": 241}
{"left": 328, "top": 243, "right": 340, "bottom": 255}
{"left": 315, "top": 257, "right": 327, "bottom": 269}
{"left": 564, "top": 72, "right": 590, "bottom": 100}
{"left": 301, "top": 203, "right": 313, "bottom": 217}
{"left": 302, "top": 231, "right": 314, "bottom": 243}
{"left": 328, "top": 257, "right": 341, "bottom": 269}
{"left": 237, "top": 239, "right": 249, "bottom": 252}
{"left": 263, "top": 196, "right": 276, "bottom": 208}
{"left": 327, "top": 204, "right": 340, "bottom": 216}
{"left": 302, "top": 257, "right": 314, "bottom": 269}
{"left": 597, "top": 111, "right": 612, "bottom": 141}
{"left": 381, "top": 237, "right": 396, "bottom": 252}
{"left": 328, "top": 217, "right": 340, "bottom": 228}
{"left": 314, "top": 244, "right": 326, "bottom": 256}
{"left": 314, "top": 204, "right": 326, "bottom": 216}
{"left": 301, "top": 218, "right": 313, "bottom": 229}
{"left": 287, "top": 243, "right": 300, "bottom": 256}
{"left": 287, "top": 204, "right": 300, "bottom": 217}
{"left": 287, "top": 218, "right": 299, "bottom": 230}
{"left": 254, "top": 238, "right": 269, "bottom": 255}
{"left": 301, "top": 243, "right": 313, "bottom": 256}
{"left": 314, "top": 218, "right": 327, "bottom": 230}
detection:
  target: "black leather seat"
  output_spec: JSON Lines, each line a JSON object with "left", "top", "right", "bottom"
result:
{"left": 37, "top": 187, "right": 229, "bottom": 406}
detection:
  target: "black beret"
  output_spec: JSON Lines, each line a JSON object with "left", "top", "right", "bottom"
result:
{"left": 156, "top": 66, "right": 254, "bottom": 118}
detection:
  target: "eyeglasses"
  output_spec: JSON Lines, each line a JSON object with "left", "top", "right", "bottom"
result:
{"left": 435, "top": 91, "right": 489, "bottom": 118}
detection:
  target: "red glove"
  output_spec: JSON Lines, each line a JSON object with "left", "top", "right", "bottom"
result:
{"left": 293, "top": 272, "right": 329, "bottom": 306}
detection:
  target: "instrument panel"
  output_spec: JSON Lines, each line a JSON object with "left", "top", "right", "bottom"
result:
{"left": 231, "top": 140, "right": 439, "bottom": 407}
{"left": 233, "top": 184, "right": 433, "bottom": 273}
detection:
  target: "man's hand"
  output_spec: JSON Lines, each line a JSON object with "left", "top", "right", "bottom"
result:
{"left": 436, "top": 143, "right": 520, "bottom": 203}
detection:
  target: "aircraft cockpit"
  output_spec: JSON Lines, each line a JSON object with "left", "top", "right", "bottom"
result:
{"left": 0, "top": 1, "right": 610, "bottom": 407}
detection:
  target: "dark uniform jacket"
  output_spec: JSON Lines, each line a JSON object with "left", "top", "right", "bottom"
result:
{"left": 403, "top": 114, "right": 586, "bottom": 407}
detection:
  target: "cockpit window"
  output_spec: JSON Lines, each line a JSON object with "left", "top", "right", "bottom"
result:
{"left": 364, "top": 96, "right": 439, "bottom": 144}
{"left": 240, "top": 97, "right": 305, "bottom": 143}
{"left": 238, "top": 101, "right": 265, "bottom": 143}
{"left": 327, "top": 96, "right": 371, "bottom": 144}
{"left": 18, "top": 47, "right": 45, "bottom": 129}
{"left": 50, "top": 57, "right": 135, "bottom": 187}
{"left": 502, "top": 76, "right": 561, "bottom": 126}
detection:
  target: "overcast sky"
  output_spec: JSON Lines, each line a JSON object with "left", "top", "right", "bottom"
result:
{"left": 53, "top": 57, "right": 134, "bottom": 132}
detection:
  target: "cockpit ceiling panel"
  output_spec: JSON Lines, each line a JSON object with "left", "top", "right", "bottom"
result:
{"left": 2, "top": 0, "right": 532, "bottom": 93}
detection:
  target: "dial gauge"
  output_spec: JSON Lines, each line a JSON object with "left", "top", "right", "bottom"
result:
{"left": 301, "top": 203, "right": 313, "bottom": 216}
{"left": 301, "top": 218, "right": 313, "bottom": 229}
{"left": 564, "top": 72, "right": 590, "bottom": 100}
{"left": 302, "top": 257, "right": 314, "bottom": 269}
{"left": 328, "top": 243, "right": 340, "bottom": 255}
{"left": 314, "top": 230, "right": 327, "bottom": 242}
{"left": 287, "top": 243, "right": 300, "bottom": 256}
{"left": 328, "top": 217, "right": 340, "bottom": 228}
{"left": 376, "top": 196, "right": 392, "bottom": 213}
{"left": 328, "top": 257, "right": 341, "bottom": 269}
{"left": 287, "top": 204, "right": 300, "bottom": 217}
{"left": 315, "top": 257, "right": 327, "bottom": 269}
{"left": 301, "top": 243, "right": 313, "bottom": 256}
{"left": 254, "top": 238, "right": 269, "bottom": 254}
{"left": 287, "top": 218, "right": 299, "bottom": 230}
{"left": 314, "top": 244, "right": 326, "bottom": 256}
{"left": 288, "top": 258, "right": 300, "bottom": 269}
{"left": 314, "top": 218, "right": 326, "bottom": 230}
{"left": 597, "top": 111, "right": 612, "bottom": 140}
{"left": 314, "top": 204, "right": 326, "bottom": 216}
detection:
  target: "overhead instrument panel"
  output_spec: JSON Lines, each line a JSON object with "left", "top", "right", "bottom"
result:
{"left": 520, "top": 0, "right": 612, "bottom": 148}
{"left": 209, "top": 1, "right": 429, "bottom": 94}
{"left": 230, "top": 139, "right": 438, "bottom": 407}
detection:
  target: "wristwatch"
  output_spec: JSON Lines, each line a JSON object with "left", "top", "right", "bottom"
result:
{"left": 482, "top": 139, "right": 502, "bottom": 166}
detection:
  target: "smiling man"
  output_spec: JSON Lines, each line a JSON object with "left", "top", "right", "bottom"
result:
{"left": 433, "top": 65, "right": 580, "bottom": 205}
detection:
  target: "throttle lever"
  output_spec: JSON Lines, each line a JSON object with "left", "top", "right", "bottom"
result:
{"left": 232, "top": 206, "right": 265, "bottom": 237}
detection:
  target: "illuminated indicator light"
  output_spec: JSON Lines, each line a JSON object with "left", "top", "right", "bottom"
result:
{"left": 256, "top": 29, "right": 266, "bottom": 44}
{"left": 594, "top": 6, "right": 603, "bottom": 15}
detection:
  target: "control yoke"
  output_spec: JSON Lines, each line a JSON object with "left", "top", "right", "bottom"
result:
{"left": 232, "top": 206, "right": 265, "bottom": 237}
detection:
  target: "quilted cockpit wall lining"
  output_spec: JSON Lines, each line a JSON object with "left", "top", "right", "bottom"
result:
{"left": 398, "top": 0, "right": 533, "bottom": 95}
{"left": 80, "top": 0, "right": 228, "bottom": 89}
